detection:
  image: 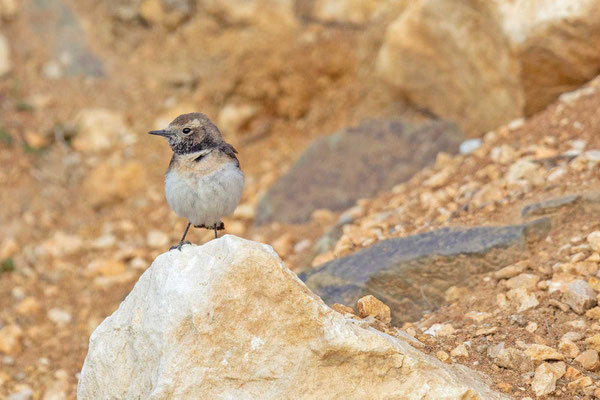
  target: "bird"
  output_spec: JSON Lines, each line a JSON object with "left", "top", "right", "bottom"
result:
{"left": 149, "top": 112, "right": 244, "bottom": 250}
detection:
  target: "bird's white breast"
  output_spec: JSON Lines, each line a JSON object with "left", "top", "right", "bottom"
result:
{"left": 165, "top": 162, "right": 244, "bottom": 227}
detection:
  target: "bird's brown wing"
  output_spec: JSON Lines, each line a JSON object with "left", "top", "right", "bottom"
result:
{"left": 219, "top": 142, "right": 240, "bottom": 167}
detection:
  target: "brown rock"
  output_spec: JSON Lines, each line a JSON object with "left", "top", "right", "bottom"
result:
{"left": 562, "top": 280, "right": 597, "bottom": 314}
{"left": 493, "top": 262, "right": 526, "bottom": 279}
{"left": 86, "top": 259, "right": 127, "bottom": 277}
{"left": 558, "top": 339, "right": 580, "bottom": 359}
{"left": 588, "top": 231, "right": 600, "bottom": 253}
{"left": 585, "top": 306, "right": 600, "bottom": 319}
{"left": 436, "top": 350, "right": 450, "bottom": 363}
{"left": 331, "top": 303, "right": 356, "bottom": 315}
{"left": 356, "top": 295, "right": 392, "bottom": 324}
{"left": 505, "top": 273, "right": 540, "bottom": 291}
{"left": 525, "top": 344, "right": 564, "bottom": 361}
{"left": 376, "top": 0, "right": 523, "bottom": 135}
{"left": 84, "top": 161, "right": 147, "bottom": 207}
{"left": 0, "top": 324, "right": 23, "bottom": 354}
{"left": 584, "top": 335, "right": 600, "bottom": 352}
{"left": 575, "top": 349, "right": 599, "bottom": 371}
{"left": 15, "top": 297, "right": 40, "bottom": 315}
{"left": 567, "top": 376, "right": 593, "bottom": 390}
{"left": 499, "top": 0, "right": 600, "bottom": 114}
{"left": 450, "top": 344, "right": 469, "bottom": 358}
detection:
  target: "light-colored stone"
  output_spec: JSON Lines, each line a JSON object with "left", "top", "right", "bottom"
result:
{"left": 8, "top": 386, "right": 34, "bottom": 400}
{"left": 331, "top": 303, "right": 355, "bottom": 315}
{"left": 86, "top": 259, "right": 127, "bottom": 277}
{"left": 356, "top": 295, "right": 392, "bottom": 324}
{"left": 531, "top": 362, "right": 566, "bottom": 397}
{"left": 505, "top": 273, "right": 539, "bottom": 291}
{"left": 311, "top": 0, "right": 401, "bottom": 25}
{"left": 139, "top": 0, "right": 192, "bottom": 28}
{"left": 495, "top": 0, "right": 600, "bottom": 115}
{"left": 585, "top": 306, "right": 600, "bottom": 319}
{"left": 505, "top": 160, "right": 543, "bottom": 187}
{"left": 72, "top": 108, "right": 135, "bottom": 153}
{"left": 217, "top": 103, "right": 258, "bottom": 136}
{"left": 0, "top": 325, "right": 23, "bottom": 354}
{"left": 202, "top": 0, "right": 296, "bottom": 27}
{"left": 562, "top": 279, "right": 597, "bottom": 314}
{"left": 47, "top": 308, "right": 72, "bottom": 326}
{"left": 16, "top": 297, "right": 40, "bottom": 315}
{"left": 0, "top": 0, "right": 20, "bottom": 20}
{"left": 451, "top": 344, "right": 469, "bottom": 358}
{"left": 0, "top": 34, "right": 11, "bottom": 77}
{"left": 506, "top": 287, "right": 538, "bottom": 312}
{"left": 424, "top": 168, "right": 453, "bottom": 189}
{"left": 78, "top": 236, "right": 509, "bottom": 399}
{"left": 575, "top": 349, "right": 599, "bottom": 371}
{"left": 584, "top": 335, "right": 600, "bottom": 352}
{"left": 588, "top": 231, "right": 600, "bottom": 253}
{"left": 495, "top": 348, "right": 533, "bottom": 372}
{"left": 146, "top": 230, "right": 169, "bottom": 249}
{"left": 558, "top": 339, "right": 580, "bottom": 359}
{"left": 525, "top": 344, "right": 564, "bottom": 362}
{"left": 41, "top": 231, "right": 83, "bottom": 257}
{"left": 493, "top": 262, "right": 526, "bottom": 279}
{"left": 376, "top": 0, "right": 523, "bottom": 135}
{"left": 84, "top": 161, "right": 147, "bottom": 207}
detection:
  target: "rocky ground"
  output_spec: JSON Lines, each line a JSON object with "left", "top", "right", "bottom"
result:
{"left": 1, "top": 0, "right": 600, "bottom": 399}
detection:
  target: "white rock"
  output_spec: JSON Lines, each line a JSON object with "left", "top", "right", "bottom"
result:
{"left": 312, "top": 0, "right": 396, "bottom": 25}
{"left": 8, "top": 386, "right": 33, "bottom": 400}
{"left": 587, "top": 231, "right": 600, "bottom": 253}
{"left": 562, "top": 279, "right": 597, "bottom": 314}
{"left": 72, "top": 108, "right": 135, "bottom": 153}
{"left": 459, "top": 138, "right": 482, "bottom": 155}
{"left": 505, "top": 159, "right": 543, "bottom": 186}
{"left": 146, "top": 230, "right": 169, "bottom": 249}
{"left": 217, "top": 103, "right": 258, "bottom": 135}
{"left": 47, "top": 308, "right": 72, "bottom": 326}
{"left": 531, "top": 362, "right": 565, "bottom": 397}
{"left": 0, "top": 33, "right": 11, "bottom": 76}
{"left": 78, "top": 236, "right": 508, "bottom": 399}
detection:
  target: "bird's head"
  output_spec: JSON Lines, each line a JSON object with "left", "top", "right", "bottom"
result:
{"left": 149, "top": 112, "right": 223, "bottom": 154}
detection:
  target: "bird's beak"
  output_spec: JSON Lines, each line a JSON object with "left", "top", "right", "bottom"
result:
{"left": 148, "top": 129, "right": 171, "bottom": 137}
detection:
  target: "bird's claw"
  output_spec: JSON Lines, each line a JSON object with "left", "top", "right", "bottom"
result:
{"left": 169, "top": 240, "right": 191, "bottom": 251}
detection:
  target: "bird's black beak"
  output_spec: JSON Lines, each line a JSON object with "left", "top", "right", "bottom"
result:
{"left": 148, "top": 129, "right": 170, "bottom": 137}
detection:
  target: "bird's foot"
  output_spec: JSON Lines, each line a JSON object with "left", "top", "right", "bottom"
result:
{"left": 215, "top": 221, "right": 225, "bottom": 230}
{"left": 169, "top": 240, "right": 191, "bottom": 251}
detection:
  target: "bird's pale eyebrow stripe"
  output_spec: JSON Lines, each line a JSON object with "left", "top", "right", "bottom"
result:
{"left": 188, "top": 119, "right": 201, "bottom": 128}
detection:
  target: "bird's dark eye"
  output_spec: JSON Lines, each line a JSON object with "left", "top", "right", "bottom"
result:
{"left": 182, "top": 128, "right": 192, "bottom": 134}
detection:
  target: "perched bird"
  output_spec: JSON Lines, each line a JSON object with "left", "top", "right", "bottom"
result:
{"left": 149, "top": 112, "right": 244, "bottom": 250}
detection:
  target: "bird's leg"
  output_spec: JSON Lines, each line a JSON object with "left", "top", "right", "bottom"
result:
{"left": 170, "top": 222, "right": 191, "bottom": 251}
{"left": 213, "top": 222, "right": 225, "bottom": 239}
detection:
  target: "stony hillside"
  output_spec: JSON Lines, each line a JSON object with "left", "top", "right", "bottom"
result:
{"left": 1, "top": 0, "right": 600, "bottom": 399}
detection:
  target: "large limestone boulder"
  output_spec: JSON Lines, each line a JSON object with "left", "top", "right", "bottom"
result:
{"left": 78, "top": 235, "right": 508, "bottom": 399}
{"left": 377, "top": 0, "right": 524, "bottom": 136}
{"left": 495, "top": 0, "right": 600, "bottom": 115}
